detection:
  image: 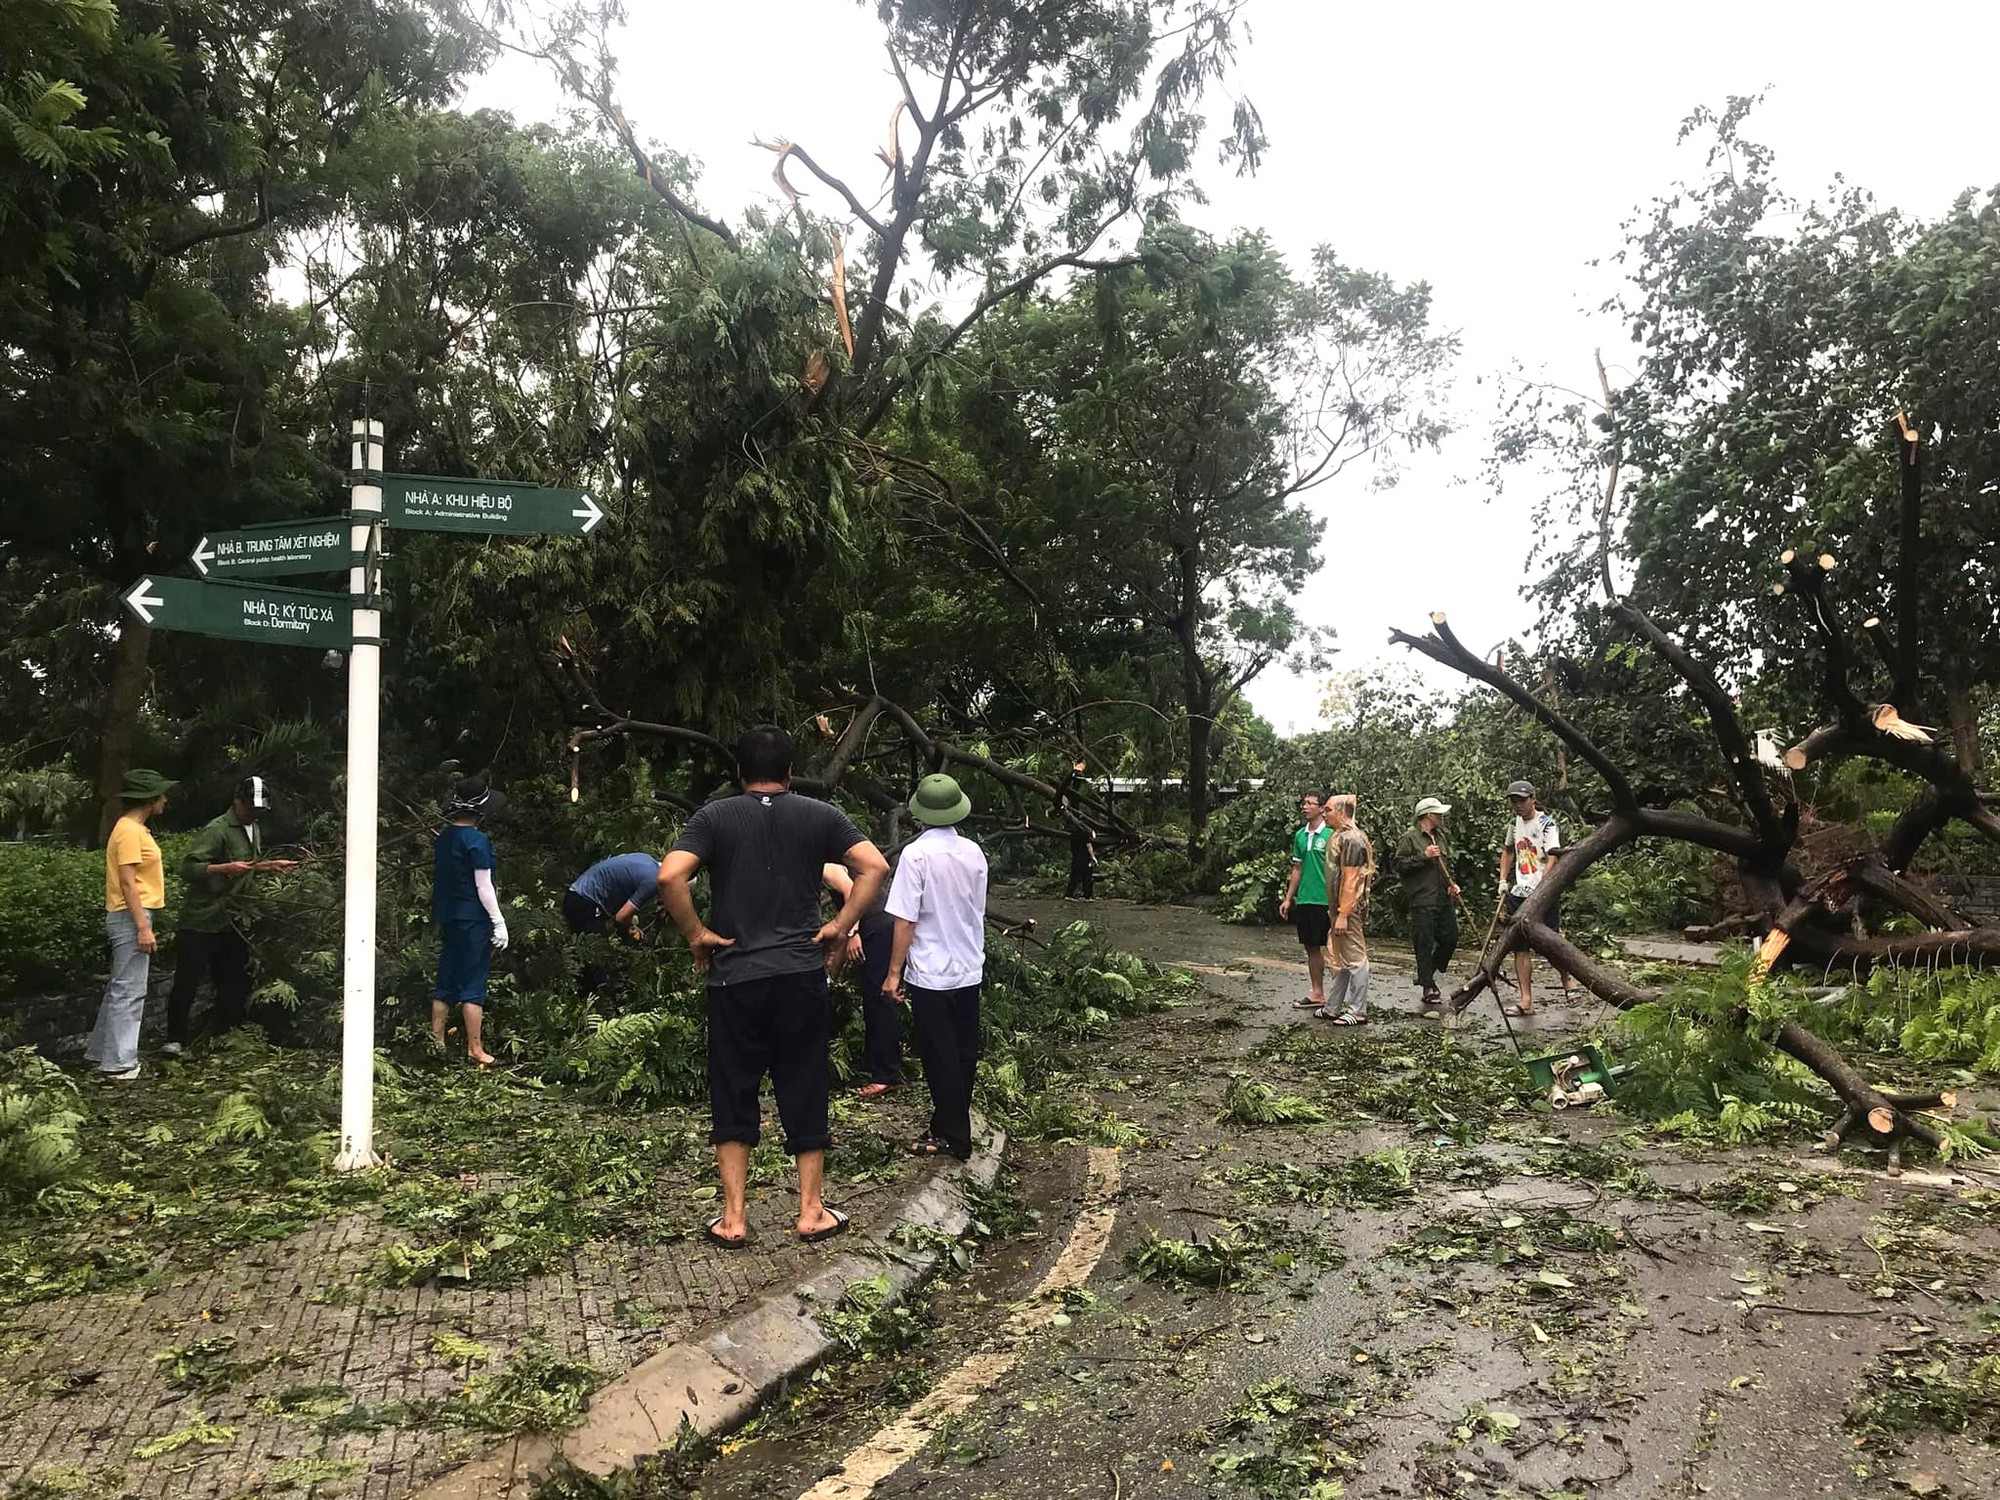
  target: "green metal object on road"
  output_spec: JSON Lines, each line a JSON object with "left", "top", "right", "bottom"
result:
{"left": 120, "top": 575, "right": 352, "bottom": 650}
{"left": 190, "top": 518, "right": 353, "bottom": 578}
{"left": 382, "top": 472, "right": 604, "bottom": 536}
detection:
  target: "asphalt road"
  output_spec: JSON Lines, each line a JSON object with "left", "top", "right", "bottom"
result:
{"left": 679, "top": 897, "right": 1999, "bottom": 1500}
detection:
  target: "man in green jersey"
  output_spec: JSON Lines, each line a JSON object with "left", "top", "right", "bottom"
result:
{"left": 1276, "top": 790, "right": 1333, "bottom": 1009}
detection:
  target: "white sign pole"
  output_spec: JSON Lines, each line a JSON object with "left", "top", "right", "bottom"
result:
{"left": 334, "top": 418, "right": 386, "bottom": 1171}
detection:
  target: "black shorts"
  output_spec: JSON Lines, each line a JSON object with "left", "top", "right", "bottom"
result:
{"left": 1504, "top": 891, "right": 1561, "bottom": 931}
{"left": 1293, "top": 903, "right": 1331, "bottom": 948}
{"left": 706, "top": 969, "right": 832, "bottom": 1155}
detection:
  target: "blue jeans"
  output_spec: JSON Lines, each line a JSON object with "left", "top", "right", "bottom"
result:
{"left": 85, "top": 909, "right": 152, "bottom": 1072}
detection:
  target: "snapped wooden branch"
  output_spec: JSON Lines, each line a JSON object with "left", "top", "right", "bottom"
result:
{"left": 1395, "top": 594, "right": 1983, "bottom": 1169}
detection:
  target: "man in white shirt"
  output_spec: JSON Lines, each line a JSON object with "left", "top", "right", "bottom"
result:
{"left": 885, "top": 773, "right": 989, "bottom": 1161}
{"left": 1497, "top": 780, "right": 1578, "bottom": 1015}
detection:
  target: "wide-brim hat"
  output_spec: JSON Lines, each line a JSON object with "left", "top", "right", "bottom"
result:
{"left": 1414, "top": 797, "right": 1451, "bottom": 818}
{"left": 443, "top": 775, "right": 507, "bottom": 819}
{"left": 908, "top": 772, "right": 971, "bottom": 827}
{"left": 119, "top": 768, "right": 178, "bottom": 802}
{"left": 1505, "top": 780, "right": 1536, "bottom": 800}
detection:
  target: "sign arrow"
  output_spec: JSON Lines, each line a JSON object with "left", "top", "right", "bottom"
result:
{"left": 118, "top": 575, "right": 351, "bottom": 649}
{"left": 124, "top": 577, "right": 165, "bottom": 626}
{"left": 382, "top": 473, "right": 610, "bottom": 538}
{"left": 183, "top": 518, "right": 350, "bottom": 579}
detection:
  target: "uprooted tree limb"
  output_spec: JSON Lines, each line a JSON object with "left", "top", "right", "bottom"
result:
{"left": 1391, "top": 560, "right": 1998, "bottom": 1169}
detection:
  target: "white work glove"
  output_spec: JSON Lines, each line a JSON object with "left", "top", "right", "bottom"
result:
{"left": 490, "top": 919, "right": 510, "bottom": 951}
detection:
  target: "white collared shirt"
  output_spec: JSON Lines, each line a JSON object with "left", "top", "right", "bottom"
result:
{"left": 885, "top": 826, "right": 989, "bottom": 990}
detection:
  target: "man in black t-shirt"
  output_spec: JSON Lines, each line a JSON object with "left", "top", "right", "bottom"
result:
{"left": 659, "top": 726, "right": 889, "bottom": 1249}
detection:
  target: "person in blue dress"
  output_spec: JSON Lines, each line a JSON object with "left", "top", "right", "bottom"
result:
{"left": 432, "top": 776, "right": 507, "bottom": 1064}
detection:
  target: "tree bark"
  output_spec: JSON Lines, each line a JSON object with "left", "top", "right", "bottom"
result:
{"left": 94, "top": 617, "right": 152, "bottom": 842}
{"left": 1949, "top": 687, "right": 1984, "bottom": 785}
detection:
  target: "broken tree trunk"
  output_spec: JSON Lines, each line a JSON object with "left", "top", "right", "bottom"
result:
{"left": 1391, "top": 590, "right": 1991, "bottom": 1171}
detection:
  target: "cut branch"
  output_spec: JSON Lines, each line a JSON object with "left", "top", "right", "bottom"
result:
{"left": 1391, "top": 615, "right": 1637, "bottom": 808}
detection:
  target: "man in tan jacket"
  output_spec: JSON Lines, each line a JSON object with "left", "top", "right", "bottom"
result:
{"left": 1316, "top": 794, "right": 1374, "bottom": 1025}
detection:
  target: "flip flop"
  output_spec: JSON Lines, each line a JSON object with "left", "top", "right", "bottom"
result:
{"left": 853, "top": 1082, "right": 903, "bottom": 1099}
{"left": 705, "top": 1217, "right": 750, "bottom": 1251}
{"left": 1503, "top": 1004, "right": 1534, "bottom": 1018}
{"left": 1293, "top": 996, "right": 1324, "bottom": 1009}
{"left": 799, "top": 1208, "right": 850, "bottom": 1243}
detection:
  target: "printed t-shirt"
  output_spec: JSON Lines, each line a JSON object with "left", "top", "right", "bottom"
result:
{"left": 570, "top": 852, "right": 661, "bottom": 916}
{"left": 1507, "top": 812, "right": 1561, "bottom": 896}
{"left": 433, "top": 824, "right": 495, "bottom": 923}
{"left": 885, "top": 826, "right": 989, "bottom": 990}
{"left": 1327, "top": 826, "right": 1374, "bottom": 915}
{"left": 671, "top": 791, "right": 867, "bottom": 987}
{"left": 105, "top": 818, "right": 166, "bottom": 912}
{"left": 1291, "top": 823, "right": 1332, "bottom": 906}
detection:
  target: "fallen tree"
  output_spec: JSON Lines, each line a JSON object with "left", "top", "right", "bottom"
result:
{"left": 1392, "top": 542, "right": 1996, "bottom": 1170}
{"left": 553, "top": 638, "right": 1150, "bottom": 855}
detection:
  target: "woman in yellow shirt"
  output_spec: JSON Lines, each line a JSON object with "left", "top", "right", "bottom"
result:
{"left": 84, "top": 769, "right": 176, "bottom": 1080}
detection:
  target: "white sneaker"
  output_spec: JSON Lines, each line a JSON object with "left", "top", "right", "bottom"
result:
{"left": 103, "top": 1063, "right": 143, "bottom": 1080}
{"left": 160, "top": 1042, "right": 184, "bottom": 1058}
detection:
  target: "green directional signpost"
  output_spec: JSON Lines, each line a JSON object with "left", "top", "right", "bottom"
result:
{"left": 122, "top": 432, "right": 611, "bottom": 1172}
{"left": 383, "top": 473, "right": 604, "bottom": 536}
{"left": 122, "top": 575, "right": 353, "bottom": 649}
{"left": 191, "top": 519, "right": 352, "bottom": 579}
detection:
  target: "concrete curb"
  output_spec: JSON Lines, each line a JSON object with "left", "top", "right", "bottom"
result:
{"left": 412, "top": 1120, "right": 1008, "bottom": 1499}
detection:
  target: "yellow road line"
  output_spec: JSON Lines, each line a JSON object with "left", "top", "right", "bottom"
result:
{"left": 796, "top": 1146, "right": 1123, "bottom": 1499}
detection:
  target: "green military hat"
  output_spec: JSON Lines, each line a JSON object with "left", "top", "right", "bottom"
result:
{"left": 118, "top": 768, "right": 178, "bottom": 802}
{"left": 908, "top": 773, "right": 972, "bottom": 827}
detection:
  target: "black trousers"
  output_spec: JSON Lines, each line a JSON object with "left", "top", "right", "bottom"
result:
{"left": 562, "top": 889, "right": 616, "bottom": 997}
{"left": 167, "top": 926, "right": 253, "bottom": 1045}
{"left": 706, "top": 970, "right": 833, "bottom": 1155}
{"left": 1411, "top": 904, "right": 1460, "bottom": 991}
{"left": 909, "top": 982, "right": 981, "bottom": 1158}
{"left": 857, "top": 917, "right": 904, "bottom": 1084}
{"left": 1065, "top": 845, "right": 1094, "bottom": 898}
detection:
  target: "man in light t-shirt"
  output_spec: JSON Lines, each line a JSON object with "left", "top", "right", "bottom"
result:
{"left": 885, "top": 773, "right": 989, "bottom": 1161}
{"left": 1497, "top": 780, "right": 1578, "bottom": 1015}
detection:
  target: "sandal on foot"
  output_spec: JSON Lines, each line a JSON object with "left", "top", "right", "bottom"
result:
{"left": 853, "top": 1082, "right": 903, "bottom": 1099}
{"left": 1503, "top": 1003, "right": 1534, "bottom": 1017}
{"left": 1293, "top": 996, "right": 1324, "bottom": 1009}
{"left": 704, "top": 1217, "right": 750, "bottom": 1250}
{"left": 909, "top": 1135, "right": 950, "bottom": 1156}
{"left": 799, "top": 1208, "right": 850, "bottom": 1244}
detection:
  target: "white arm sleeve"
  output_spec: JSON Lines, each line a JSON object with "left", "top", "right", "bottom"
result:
{"left": 473, "top": 867, "right": 504, "bottom": 925}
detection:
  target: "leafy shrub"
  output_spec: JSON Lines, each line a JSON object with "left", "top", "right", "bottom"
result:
{"left": 1563, "top": 839, "right": 1716, "bottom": 944}
{"left": 0, "top": 1048, "right": 83, "bottom": 1201}
{"left": 0, "top": 843, "right": 111, "bottom": 999}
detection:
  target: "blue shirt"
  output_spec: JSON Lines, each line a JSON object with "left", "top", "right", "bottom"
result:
{"left": 569, "top": 852, "right": 661, "bottom": 917}
{"left": 432, "top": 824, "right": 494, "bottom": 923}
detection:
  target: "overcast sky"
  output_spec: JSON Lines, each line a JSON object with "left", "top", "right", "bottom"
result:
{"left": 465, "top": 1, "right": 2000, "bottom": 735}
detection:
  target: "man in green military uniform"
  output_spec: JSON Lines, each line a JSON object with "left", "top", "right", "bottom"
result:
{"left": 166, "top": 777, "right": 296, "bottom": 1056}
{"left": 1393, "top": 796, "right": 1461, "bottom": 1012}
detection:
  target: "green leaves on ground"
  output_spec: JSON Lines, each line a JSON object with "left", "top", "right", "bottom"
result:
{"left": 1218, "top": 1078, "right": 1327, "bottom": 1127}
{"left": 0, "top": 1046, "right": 82, "bottom": 1201}
{"left": 423, "top": 1342, "right": 597, "bottom": 1434}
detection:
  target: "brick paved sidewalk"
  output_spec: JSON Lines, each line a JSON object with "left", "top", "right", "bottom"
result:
{"left": 0, "top": 1088, "right": 942, "bottom": 1500}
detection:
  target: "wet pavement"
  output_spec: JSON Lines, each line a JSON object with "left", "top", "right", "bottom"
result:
{"left": 691, "top": 895, "right": 2000, "bottom": 1500}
